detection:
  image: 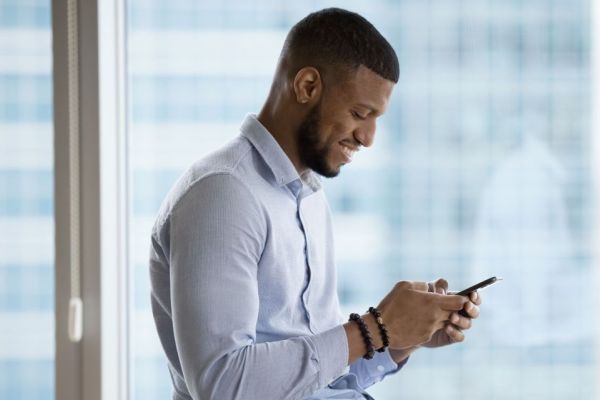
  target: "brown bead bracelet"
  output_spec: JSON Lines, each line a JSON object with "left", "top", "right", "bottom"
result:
{"left": 368, "top": 306, "right": 390, "bottom": 352}
{"left": 349, "top": 313, "right": 375, "bottom": 360}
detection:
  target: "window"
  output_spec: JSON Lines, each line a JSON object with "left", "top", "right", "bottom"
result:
{"left": 0, "top": 0, "right": 54, "bottom": 398}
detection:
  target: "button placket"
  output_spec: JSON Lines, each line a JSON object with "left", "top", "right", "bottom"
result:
{"left": 297, "top": 197, "right": 317, "bottom": 333}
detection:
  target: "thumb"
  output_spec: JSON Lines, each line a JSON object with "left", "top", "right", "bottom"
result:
{"left": 434, "top": 293, "right": 468, "bottom": 311}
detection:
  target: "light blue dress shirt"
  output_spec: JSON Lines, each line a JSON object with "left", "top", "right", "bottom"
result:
{"left": 149, "top": 114, "right": 406, "bottom": 400}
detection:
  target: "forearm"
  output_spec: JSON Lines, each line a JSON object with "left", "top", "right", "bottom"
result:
{"left": 181, "top": 326, "right": 348, "bottom": 400}
{"left": 193, "top": 313, "right": 386, "bottom": 398}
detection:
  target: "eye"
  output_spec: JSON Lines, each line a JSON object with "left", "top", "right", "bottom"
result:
{"left": 351, "top": 111, "right": 366, "bottom": 120}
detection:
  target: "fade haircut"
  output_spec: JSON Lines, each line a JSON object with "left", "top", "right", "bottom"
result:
{"left": 280, "top": 7, "right": 399, "bottom": 84}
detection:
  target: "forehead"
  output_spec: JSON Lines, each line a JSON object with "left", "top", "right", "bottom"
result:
{"left": 329, "top": 65, "right": 395, "bottom": 114}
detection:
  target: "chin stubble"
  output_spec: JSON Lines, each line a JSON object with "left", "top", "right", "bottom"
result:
{"left": 296, "top": 105, "right": 340, "bottom": 178}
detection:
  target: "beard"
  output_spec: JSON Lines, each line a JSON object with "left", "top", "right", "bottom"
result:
{"left": 296, "top": 103, "right": 340, "bottom": 178}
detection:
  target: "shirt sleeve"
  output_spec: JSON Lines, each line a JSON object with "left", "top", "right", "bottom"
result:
{"left": 349, "top": 349, "right": 409, "bottom": 390}
{"left": 168, "top": 173, "right": 349, "bottom": 400}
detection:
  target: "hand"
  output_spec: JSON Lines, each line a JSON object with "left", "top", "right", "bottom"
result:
{"left": 377, "top": 280, "right": 468, "bottom": 350}
{"left": 420, "top": 278, "right": 482, "bottom": 348}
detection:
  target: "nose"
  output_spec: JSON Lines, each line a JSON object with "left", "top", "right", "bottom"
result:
{"left": 354, "top": 118, "right": 376, "bottom": 148}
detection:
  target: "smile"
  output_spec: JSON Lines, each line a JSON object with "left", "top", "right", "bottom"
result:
{"left": 339, "top": 143, "right": 358, "bottom": 163}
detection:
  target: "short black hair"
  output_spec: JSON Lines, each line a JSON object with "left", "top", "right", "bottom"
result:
{"left": 281, "top": 8, "right": 399, "bottom": 83}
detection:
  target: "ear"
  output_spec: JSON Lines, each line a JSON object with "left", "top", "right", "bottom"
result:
{"left": 292, "top": 67, "right": 322, "bottom": 105}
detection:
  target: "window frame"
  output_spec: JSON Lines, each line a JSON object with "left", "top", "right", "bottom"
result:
{"left": 53, "top": 0, "right": 130, "bottom": 399}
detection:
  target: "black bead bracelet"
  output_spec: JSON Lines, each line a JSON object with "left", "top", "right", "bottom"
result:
{"left": 349, "top": 313, "right": 375, "bottom": 360}
{"left": 368, "top": 307, "right": 390, "bottom": 352}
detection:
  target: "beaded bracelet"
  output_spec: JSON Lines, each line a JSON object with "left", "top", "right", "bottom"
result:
{"left": 368, "top": 307, "right": 390, "bottom": 352}
{"left": 349, "top": 313, "right": 375, "bottom": 360}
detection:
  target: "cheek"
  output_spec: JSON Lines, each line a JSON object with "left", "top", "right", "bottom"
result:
{"left": 323, "top": 121, "right": 352, "bottom": 144}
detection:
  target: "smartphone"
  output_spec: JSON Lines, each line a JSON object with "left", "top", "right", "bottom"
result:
{"left": 455, "top": 276, "right": 501, "bottom": 296}
{"left": 454, "top": 276, "right": 501, "bottom": 317}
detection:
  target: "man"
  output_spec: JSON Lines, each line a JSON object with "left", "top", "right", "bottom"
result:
{"left": 150, "top": 8, "right": 481, "bottom": 400}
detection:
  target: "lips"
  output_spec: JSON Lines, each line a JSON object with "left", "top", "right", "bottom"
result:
{"left": 339, "top": 142, "right": 358, "bottom": 163}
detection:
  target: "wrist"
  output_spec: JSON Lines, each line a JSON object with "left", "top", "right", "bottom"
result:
{"left": 343, "top": 313, "right": 385, "bottom": 365}
{"left": 362, "top": 313, "right": 384, "bottom": 350}
{"left": 389, "top": 346, "right": 418, "bottom": 364}
{"left": 367, "top": 307, "right": 390, "bottom": 352}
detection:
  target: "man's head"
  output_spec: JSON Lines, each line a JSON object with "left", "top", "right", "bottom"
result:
{"left": 262, "top": 8, "right": 398, "bottom": 178}
{"left": 281, "top": 8, "right": 399, "bottom": 85}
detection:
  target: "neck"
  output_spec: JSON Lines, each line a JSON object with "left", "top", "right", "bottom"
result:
{"left": 257, "top": 96, "right": 307, "bottom": 175}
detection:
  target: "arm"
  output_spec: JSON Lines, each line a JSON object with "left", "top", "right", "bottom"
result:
{"left": 170, "top": 174, "right": 349, "bottom": 400}
{"left": 170, "top": 175, "right": 468, "bottom": 399}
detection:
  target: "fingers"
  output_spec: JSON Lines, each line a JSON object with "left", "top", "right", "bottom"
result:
{"left": 410, "top": 281, "right": 429, "bottom": 292}
{"left": 462, "top": 301, "right": 480, "bottom": 319}
{"left": 393, "top": 280, "right": 429, "bottom": 292}
{"left": 433, "top": 293, "right": 468, "bottom": 311}
{"left": 470, "top": 291, "right": 482, "bottom": 306}
{"left": 444, "top": 324, "right": 465, "bottom": 343}
{"left": 449, "top": 312, "right": 472, "bottom": 330}
{"left": 432, "top": 278, "right": 448, "bottom": 294}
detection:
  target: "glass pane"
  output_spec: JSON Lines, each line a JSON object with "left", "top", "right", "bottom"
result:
{"left": 0, "top": 0, "right": 54, "bottom": 399}
{"left": 127, "top": 1, "right": 597, "bottom": 399}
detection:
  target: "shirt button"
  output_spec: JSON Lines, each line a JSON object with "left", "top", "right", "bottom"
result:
{"left": 377, "top": 365, "right": 385, "bottom": 373}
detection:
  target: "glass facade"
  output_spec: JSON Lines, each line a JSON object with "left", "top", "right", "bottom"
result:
{"left": 126, "top": 1, "right": 597, "bottom": 399}
{"left": 0, "top": 0, "right": 54, "bottom": 398}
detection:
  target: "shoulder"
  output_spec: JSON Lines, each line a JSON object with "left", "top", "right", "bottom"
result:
{"left": 157, "top": 136, "right": 258, "bottom": 218}
{"left": 175, "top": 172, "right": 258, "bottom": 216}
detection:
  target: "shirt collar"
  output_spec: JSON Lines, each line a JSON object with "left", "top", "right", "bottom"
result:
{"left": 240, "top": 114, "right": 321, "bottom": 193}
